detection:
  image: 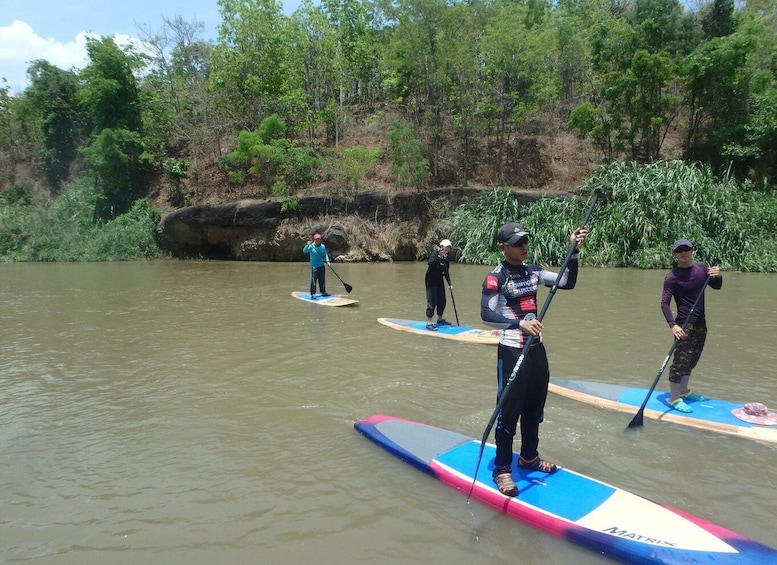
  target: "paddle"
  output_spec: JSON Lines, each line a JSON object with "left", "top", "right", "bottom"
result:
{"left": 327, "top": 263, "right": 353, "bottom": 293}
{"left": 468, "top": 189, "right": 601, "bottom": 500}
{"left": 312, "top": 243, "right": 353, "bottom": 293}
{"left": 449, "top": 286, "right": 460, "bottom": 326}
{"left": 627, "top": 262, "right": 717, "bottom": 429}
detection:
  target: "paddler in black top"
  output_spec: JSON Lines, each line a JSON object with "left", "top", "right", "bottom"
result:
{"left": 480, "top": 222, "right": 587, "bottom": 497}
{"left": 424, "top": 238, "right": 453, "bottom": 330}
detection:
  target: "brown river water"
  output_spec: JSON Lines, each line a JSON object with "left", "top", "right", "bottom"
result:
{"left": 1, "top": 261, "right": 776, "bottom": 564}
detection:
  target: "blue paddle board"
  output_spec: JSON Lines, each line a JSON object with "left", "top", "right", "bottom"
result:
{"left": 291, "top": 291, "right": 358, "bottom": 306}
{"left": 354, "top": 414, "right": 777, "bottom": 564}
{"left": 377, "top": 317, "right": 499, "bottom": 345}
{"left": 548, "top": 378, "right": 777, "bottom": 445}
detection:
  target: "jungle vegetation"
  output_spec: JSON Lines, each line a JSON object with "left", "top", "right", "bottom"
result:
{"left": 1, "top": 0, "right": 776, "bottom": 265}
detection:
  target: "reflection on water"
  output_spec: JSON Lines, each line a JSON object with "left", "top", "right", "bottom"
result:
{"left": 1, "top": 262, "right": 775, "bottom": 564}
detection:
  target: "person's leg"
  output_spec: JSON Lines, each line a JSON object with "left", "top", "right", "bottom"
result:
{"left": 517, "top": 344, "right": 551, "bottom": 464}
{"left": 679, "top": 325, "right": 707, "bottom": 399}
{"left": 425, "top": 287, "right": 437, "bottom": 329}
{"left": 319, "top": 268, "right": 328, "bottom": 295}
{"left": 309, "top": 268, "right": 317, "bottom": 296}
{"left": 493, "top": 344, "right": 527, "bottom": 496}
{"left": 436, "top": 286, "right": 448, "bottom": 324}
{"left": 494, "top": 345, "right": 528, "bottom": 469}
{"left": 668, "top": 337, "right": 691, "bottom": 403}
{"left": 668, "top": 333, "right": 696, "bottom": 412}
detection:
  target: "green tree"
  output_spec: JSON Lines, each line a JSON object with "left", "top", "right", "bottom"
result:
{"left": 80, "top": 128, "right": 148, "bottom": 218}
{"left": 77, "top": 36, "right": 148, "bottom": 217}
{"left": 138, "top": 16, "right": 215, "bottom": 161}
{"left": 211, "top": 0, "right": 292, "bottom": 128}
{"left": 701, "top": 0, "right": 737, "bottom": 38}
{"left": 387, "top": 121, "right": 429, "bottom": 188}
{"left": 78, "top": 36, "right": 145, "bottom": 133}
{"left": 22, "top": 61, "right": 82, "bottom": 190}
{"left": 680, "top": 34, "right": 755, "bottom": 168}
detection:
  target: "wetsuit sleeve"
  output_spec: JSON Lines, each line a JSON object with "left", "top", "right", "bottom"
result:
{"left": 537, "top": 256, "right": 579, "bottom": 289}
{"left": 661, "top": 274, "right": 676, "bottom": 326}
{"left": 709, "top": 272, "right": 723, "bottom": 290}
{"left": 480, "top": 273, "right": 521, "bottom": 329}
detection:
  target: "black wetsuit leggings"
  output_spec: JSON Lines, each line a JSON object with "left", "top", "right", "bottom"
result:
{"left": 425, "top": 286, "right": 446, "bottom": 319}
{"left": 494, "top": 341, "right": 550, "bottom": 471}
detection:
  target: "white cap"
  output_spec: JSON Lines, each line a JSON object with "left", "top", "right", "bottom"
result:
{"left": 439, "top": 239, "right": 452, "bottom": 248}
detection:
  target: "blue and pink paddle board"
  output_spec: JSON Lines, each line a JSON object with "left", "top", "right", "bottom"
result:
{"left": 548, "top": 378, "right": 777, "bottom": 445}
{"left": 354, "top": 414, "right": 777, "bottom": 564}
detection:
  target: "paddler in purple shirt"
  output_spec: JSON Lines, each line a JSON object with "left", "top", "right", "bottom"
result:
{"left": 661, "top": 238, "right": 722, "bottom": 413}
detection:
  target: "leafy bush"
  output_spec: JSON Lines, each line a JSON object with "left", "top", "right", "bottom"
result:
{"left": 0, "top": 178, "right": 163, "bottom": 261}
{"left": 223, "top": 114, "right": 317, "bottom": 192}
{"left": 341, "top": 146, "right": 382, "bottom": 192}
{"left": 449, "top": 161, "right": 777, "bottom": 271}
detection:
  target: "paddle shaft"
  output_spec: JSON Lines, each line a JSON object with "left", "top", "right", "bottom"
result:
{"left": 627, "top": 270, "right": 714, "bottom": 428}
{"left": 468, "top": 189, "right": 600, "bottom": 498}
{"left": 312, "top": 244, "right": 353, "bottom": 293}
{"left": 449, "top": 285, "right": 460, "bottom": 326}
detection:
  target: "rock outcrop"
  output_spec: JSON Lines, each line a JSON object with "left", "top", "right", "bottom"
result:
{"left": 155, "top": 188, "right": 552, "bottom": 261}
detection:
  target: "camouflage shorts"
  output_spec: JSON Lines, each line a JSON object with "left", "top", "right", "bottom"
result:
{"left": 669, "top": 324, "right": 707, "bottom": 383}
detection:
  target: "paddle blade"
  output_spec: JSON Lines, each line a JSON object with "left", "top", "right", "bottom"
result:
{"left": 344, "top": 283, "right": 353, "bottom": 293}
{"left": 627, "top": 411, "right": 644, "bottom": 429}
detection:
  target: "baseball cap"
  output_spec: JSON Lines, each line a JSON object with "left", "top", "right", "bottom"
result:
{"left": 497, "top": 223, "right": 530, "bottom": 245}
{"left": 314, "top": 233, "right": 322, "bottom": 239}
{"left": 439, "top": 239, "right": 452, "bottom": 248}
{"left": 672, "top": 238, "right": 693, "bottom": 251}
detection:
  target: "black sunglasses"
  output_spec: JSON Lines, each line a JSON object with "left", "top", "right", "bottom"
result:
{"left": 504, "top": 236, "right": 529, "bottom": 247}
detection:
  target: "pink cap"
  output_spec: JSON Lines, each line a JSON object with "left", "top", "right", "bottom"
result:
{"left": 314, "top": 233, "right": 322, "bottom": 239}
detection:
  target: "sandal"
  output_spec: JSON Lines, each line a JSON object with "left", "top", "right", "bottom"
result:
{"left": 518, "top": 456, "right": 558, "bottom": 474}
{"left": 494, "top": 472, "right": 518, "bottom": 497}
{"left": 682, "top": 391, "right": 706, "bottom": 402}
{"left": 669, "top": 398, "right": 693, "bottom": 413}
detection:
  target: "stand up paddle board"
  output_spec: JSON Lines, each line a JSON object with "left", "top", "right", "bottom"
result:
{"left": 291, "top": 291, "right": 358, "bottom": 307}
{"left": 377, "top": 317, "right": 499, "bottom": 345}
{"left": 548, "top": 378, "right": 777, "bottom": 445}
{"left": 354, "top": 414, "right": 777, "bottom": 565}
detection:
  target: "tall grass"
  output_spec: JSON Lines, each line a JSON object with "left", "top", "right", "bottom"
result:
{"left": 449, "top": 161, "right": 777, "bottom": 272}
{"left": 0, "top": 179, "right": 164, "bottom": 262}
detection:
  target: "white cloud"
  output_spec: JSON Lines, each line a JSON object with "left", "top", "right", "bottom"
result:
{"left": 0, "top": 20, "right": 92, "bottom": 92}
{"left": 0, "top": 21, "right": 147, "bottom": 94}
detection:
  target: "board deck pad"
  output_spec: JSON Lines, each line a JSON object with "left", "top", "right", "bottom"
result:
{"left": 377, "top": 317, "right": 499, "bottom": 345}
{"left": 548, "top": 378, "right": 777, "bottom": 445}
{"left": 354, "top": 414, "right": 777, "bottom": 565}
{"left": 291, "top": 291, "right": 358, "bottom": 307}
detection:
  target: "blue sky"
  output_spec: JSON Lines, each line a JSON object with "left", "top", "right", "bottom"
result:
{"left": 1, "top": 0, "right": 303, "bottom": 94}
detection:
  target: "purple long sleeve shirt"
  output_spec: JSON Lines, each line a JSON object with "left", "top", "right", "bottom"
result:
{"left": 661, "top": 262, "right": 722, "bottom": 327}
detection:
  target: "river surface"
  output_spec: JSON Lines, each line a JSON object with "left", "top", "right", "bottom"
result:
{"left": 2, "top": 261, "right": 776, "bottom": 564}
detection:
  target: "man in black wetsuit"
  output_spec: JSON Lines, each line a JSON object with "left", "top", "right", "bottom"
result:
{"left": 424, "top": 239, "right": 453, "bottom": 331}
{"left": 480, "top": 222, "right": 587, "bottom": 497}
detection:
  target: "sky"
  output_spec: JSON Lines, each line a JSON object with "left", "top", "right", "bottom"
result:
{"left": 1, "top": 0, "right": 302, "bottom": 95}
